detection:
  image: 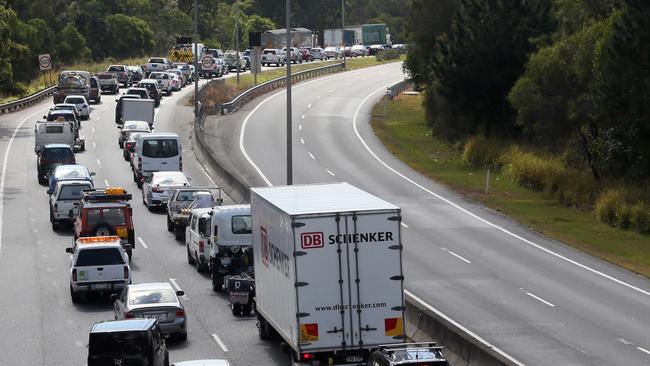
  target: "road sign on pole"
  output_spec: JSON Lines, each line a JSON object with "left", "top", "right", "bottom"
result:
{"left": 38, "top": 54, "right": 52, "bottom": 71}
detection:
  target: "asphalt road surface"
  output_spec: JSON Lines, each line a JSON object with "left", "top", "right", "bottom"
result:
{"left": 0, "top": 74, "right": 295, "bottom": 365}
{"left": 229, "top": 62, "right": 650, "bottom": 365}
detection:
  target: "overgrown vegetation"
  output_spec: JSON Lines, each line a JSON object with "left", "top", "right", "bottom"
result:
{"left": 404, "top": 0, "right": 650, "bottom": 234}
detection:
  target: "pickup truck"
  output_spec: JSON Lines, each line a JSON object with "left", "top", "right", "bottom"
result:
{"left": 142, "top": 57, "right": 169, "bottom": 76}
{"left": 34, "top": 120, "right": 84, "bottom": 153}
{"left": 54, "top": 71, "right": 91, "bottom": 104}
{"left": 223, "top": 50, "right": 246, "bottom": 71}
{"left": 97, "top": 72, "right": 119, "bottom": 94}
{"left": 261, "top": 49, "right": 286, "bottom": 67}
{"left": 167, "top": 188, "right": 222, "bottom": 240}
{"left": 49, "top": 180, "right": 94, "bottom": 230}
{"left": 148, "top": 72, "right": 173, "bottom": 96}
{"left": 106, "top": 65, "right": 132, "bottom": 87}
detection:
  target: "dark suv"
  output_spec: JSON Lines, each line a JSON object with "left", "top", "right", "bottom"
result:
{"left": 37, "top": 144, "right": 75, "bottom": 185}
{"left": 366, "top": 343, "right": 450, "bottom": 366}
{"left": 136, "top": 80, "right": 162, "bottom": 107}
{"left": 88, "top": 319, "right": 169, "bottom": 366}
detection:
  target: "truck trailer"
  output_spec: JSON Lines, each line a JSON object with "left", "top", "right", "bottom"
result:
{"left": 121, "top": 99, "right": 155, "bottom": 129}
{"left": 251, "top": 182, "right": 405, "bottom": 364}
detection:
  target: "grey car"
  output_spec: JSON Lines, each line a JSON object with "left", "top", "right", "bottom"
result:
{"left": 142, "top": 171, "right": 191, "bottom": 209}
{"left": 118, "top": 120, "right": 151, "bottom": 148}
{"left": 112, "top": 282, "right": 187, "bottom": 341}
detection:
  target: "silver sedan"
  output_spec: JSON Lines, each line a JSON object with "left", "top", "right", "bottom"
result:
{"left": 112, "top": 282, "right": 187, "bottom": 341}
{"left": 142, "top": 171, "right": 191, "bottom": 209}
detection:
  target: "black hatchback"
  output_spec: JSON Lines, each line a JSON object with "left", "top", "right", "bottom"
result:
{"left": 88, "top": 319, "right": 169, "bottom": 366}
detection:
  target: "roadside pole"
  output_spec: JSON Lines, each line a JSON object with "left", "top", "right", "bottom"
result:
{"left": 342, "top": 0, "right": 346, "bottom": 68}
{"left": 286, "top": 0, "right": 293, "bottom": 185}
{"left": 193, "top": 0, "right": 199, "bottom": 120}
{"left": 235, "top": 0, "right": 240, "bottom": 85}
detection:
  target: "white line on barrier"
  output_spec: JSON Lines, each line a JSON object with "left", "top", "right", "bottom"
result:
{"left": 526, "top": 292, "right": 555, "bottom": 307}
{"left": 352, "top": 84, "right": 650, "bottom": 298}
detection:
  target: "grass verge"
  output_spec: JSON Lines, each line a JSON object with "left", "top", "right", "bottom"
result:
{"left": 0, "top": 56, "right": 150, "bottom": 104}
{"left": 371, "top": 93, "right": 650, "bottom": 277}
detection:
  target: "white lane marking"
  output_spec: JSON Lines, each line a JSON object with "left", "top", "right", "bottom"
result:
{"left": 526, "top": 292, "right": 555, "bottom": 307}
{"left": 326, "top": 169, "right": 335, "bottom": 176}
{"left": 637, "top": 347, "right": 650, "bottom": 355}
{"left": 307, "top": 104, "right": 312, "bottom": 109}
{"left": 95, "top": 116, "right": 100, "bottom": 121}
{"left": 299, "top": 124, "right": 302, "bottom": 130}
{"left": 316, "top": 96, "right": 321, "bottom": 100}
{"left": 352, "top": 84, "right": 650, "bottom": 298}
{"left": 447, "top": 250, "right": 472, "bottom": 264}
{"left": 169, "top": 278, "right": 184, "bottom": 294}
{"left": 307, "top": 152, "right": 316, "bottom": 160}
{"left": 0, "top": 106, "right": 50, "bottom": 255}
{"left": 329, "top": 88, "right": 335, "bottom": 93}
{"left": 345, "top": 82, "right": 351, "bottom": 86}
{"left": 406, "top": 290, "right": 525, "bottom": 365}
{"left": 96, "top": 159, "right": 102, "bottom": 166}
{"left": 91, "top": 128, "right": 95, "bottom": 133}
{"left": 240, "top": 63, "right": 401, "bottom": 188}
{"left": 104, "top": 179, "right": 110, "bottom": 186}
{"left": 211, "top": 333, "right": 229, "bottom": 352}
{"left": 137, "top": 237, "right": 148, "bottom": 249}
{"left": 302, "top": 114, "right": 306, "bottom": 119}
{"left": 300, "top": 138, "right": 305, "bottom": 144}
{"left": 92, "top": 142, "right": 96, "bottom": 148}
{"left": 617, "top": 338, "right": 634, "bottom": 345}
{"left": 401, "top": 222, "right": 409, "bottom": 228}
{"left": 202, "top": 168, "right": 217, "bottom": 186}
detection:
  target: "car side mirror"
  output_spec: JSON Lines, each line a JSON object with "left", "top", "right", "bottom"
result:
{"left": 176, "top": 290, "right": 184, "bottom": 297}
{"left": 117, "top": 125, "right": 122, "bottom": 129}
{"left": 42, "top": 116, "right": 46, "bottom": 119}
{"left": 110, "top": 294, "right": 118, "bottom": 302}
{"left": 90, "top": 172, "right": 96, "bottom": 176}
{"left": 65, "top": 247, "right": 73, "bottom": 253}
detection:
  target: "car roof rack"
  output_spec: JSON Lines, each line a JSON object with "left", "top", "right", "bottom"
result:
{"left": 81, "top": 188, "right": 132, "bottom": 202}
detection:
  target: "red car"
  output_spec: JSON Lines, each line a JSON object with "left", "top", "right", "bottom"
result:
{"left": 299, "top": 48, "right": 313, "bottom": 62}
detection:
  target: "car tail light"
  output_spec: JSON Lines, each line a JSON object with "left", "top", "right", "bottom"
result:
{"left": 199, "top": 240, "right": 204, "bottom": 253}
{"left": 152, "top": 186, "right": 163, "bottom": 193}
{"left": 125, "top": 312, "right": 134, "bottom": 319}
{"left": 138, "top": 157, "right": 142, "bottom": 169}
{"left": 53, "top": 203, "right": 58, "bottom": 213}
{"left": 179, "top": 155, "right": 183, "bottom": 171}
{"left": 72, "top": 269, "right": 77, "bottom": 282}
{"left": 123, "top": 266, "right": 129, "bottom": 279}
{"left": 301, "top": 353, "right": 313, "bottom": 361}
{"left": 175, "top": 309, "right": 185, "bottom": 318}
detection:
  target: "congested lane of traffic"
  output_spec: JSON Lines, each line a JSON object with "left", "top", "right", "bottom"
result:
{"left": 0, "top": 78, "right": 291, "bottom": 365}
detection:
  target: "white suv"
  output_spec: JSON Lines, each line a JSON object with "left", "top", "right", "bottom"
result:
{"left": 262, "top": 49, "right": 286, "bottom": 67}
{"left": 64, "top": 95, "right": 90, "bottom": 120}
{"left": 148, "top": 72, "right": 173, "bottom": 96}
{"left": 49, "top": 180, "right": 93, "bottom": 231}
{"left": 66, "top": 236, "right": 131, "bottom": 303}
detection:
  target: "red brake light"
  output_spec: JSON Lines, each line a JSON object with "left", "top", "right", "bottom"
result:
{"left": 175, "top": 310, "right": 185, "bottom": 317}
{"left": 302, "top": 353, "right": 313, "bottom": 360}
{"left": 199, "top": 240, "right": 204, "bottom": 253}
{"left": 72, "top": 268, "right": 77, "bottom": 282}
{"left": 123, "top": 266, "right": 129, "bottom": 279}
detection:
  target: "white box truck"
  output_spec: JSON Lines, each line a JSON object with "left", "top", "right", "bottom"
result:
{"left": 121, "top": 98, "right": 155, "bottom": 128}
{"left": 251, "top": 182, "right": 405, "bottom": 364}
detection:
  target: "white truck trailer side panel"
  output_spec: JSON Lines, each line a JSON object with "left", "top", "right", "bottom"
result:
{"left": 122, "top": 99, "right": 155, "bottom": 125}
{"left": 252, "top": 183, "right": 405, "bottom": 355}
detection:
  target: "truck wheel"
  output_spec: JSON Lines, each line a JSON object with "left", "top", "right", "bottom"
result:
{"left": 231, "top": 303, "right": 242, "bottom": 317}
{"left": 70, "top": 286, "right": 82, "bottom": 304}
{"left": 127, "top": 248, "right": 132, "bottom": 262}
{"left": 174, "top": 225, "right": 184, "bottom": 240}
{"left": 211, "top": 265, "right": 223, "bottom": 292}
{"left": 187, "top": 246, "right": 196, "bottom": 265}
{"left": 258, "top": 316, "right": 272, "bottom": 340}
{"left": 166, "top": 215, "right": 174, "bottom": 232}
{"left": 242, "top": 303, "right": 252, "bottom": 316}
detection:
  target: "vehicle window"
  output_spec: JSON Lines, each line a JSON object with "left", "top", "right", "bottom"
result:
{"left": 45, "top": 125, "right": 63, "bottom": 133}
{"left": 191, "top": 214, "right": 198, "bottom": 230}
{"left": 128, "top": 288, "right": 177, "bottom": 305}
{"left": 42, "top": 148, "right": 73, "bottom": 161}
{"left": 232, "top": 215, "right": 252, "bottom": 234}
{"left": 75, "top": 248, "right": 125, "bottom": 266}
{"left": 142, "top": 139, "right": 179, "bottom": 158}
{"left": 108, "top": 66, "right": 125, "bottom": 72}
{"left": 201, "top": 218, "right": 211, "bottom": 237}
{"left": 86, "top": 208, "right": 101, "bottom": 227}
{"left": 102, "top": 208, "right": 126, "bottom": 226}
{"left": 90, "top": 78, "right": 98, "bottom": 87}
{"left": 59, "top": 185, "right": 90, "bottom": 200}
{"left": 176, "top": 191, "right": 194, "bottom": 201}
{"left": 89, "top": 331, "right": 147, "bottom": 356}
{"left": 153, "top": 175, "right": 185, "bottom": 185}
{"left": 263, "top": 50, "right": 276, "bottom": 55}
{"left": 150, "top": 58, "right": 165, "bottom": 63}
{"left": 98, "top": 74, "right": 113, "bottom": 79}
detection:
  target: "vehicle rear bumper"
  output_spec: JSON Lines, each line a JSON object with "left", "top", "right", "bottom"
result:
{"left": 71, "top": 280, "right": 128, "bottom": 293}
{"left": 159, "top": 317, "right": 187, "bottom": 335}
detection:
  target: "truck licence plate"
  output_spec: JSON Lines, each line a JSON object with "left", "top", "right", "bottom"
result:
{"left": 346, "top": 355, "right": 363, "bottom": 363}
{"left": 144, "top": 313, "right": 167, "bottom": 321}
{"left": 91, "top": 284, "right": 109, "bottom": 290}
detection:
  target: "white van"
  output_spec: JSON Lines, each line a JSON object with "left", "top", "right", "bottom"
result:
{"left": 132, "top": 132, "right": 181, "bottom": 187}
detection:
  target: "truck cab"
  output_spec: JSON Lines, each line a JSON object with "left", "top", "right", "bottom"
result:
{"left": 72, "top": 188, "right": 135, "bottom": 260}
{"left": 207, "top": 205, "right": 252, "bottom": 292}
{"left": 185, "top": 208, "right": 213, "bottom": 273}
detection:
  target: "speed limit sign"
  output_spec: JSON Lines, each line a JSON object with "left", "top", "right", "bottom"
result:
{"left": 38, "top": 54, "right": 52, "bottom": 71}
{"left": 201, "top": 55, "right": 214, "bottom": 68}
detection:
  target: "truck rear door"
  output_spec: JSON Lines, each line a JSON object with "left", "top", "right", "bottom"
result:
{"left": 292, "top": 211, "right": 404, "bottom": 353}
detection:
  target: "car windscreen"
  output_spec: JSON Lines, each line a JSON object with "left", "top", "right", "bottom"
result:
{"left": 128, "top": 288, "right": 177, "bottom": 305}
{"left": 55, "top": 167, "right": 87, "bottom": 179}
{"left": 107, "top": 66, "right": 125, "bottom": 72}
{"left": 42, "top": 148, "right": 73, "bottom": 161}
{"left": 47, "top": 113, "right": 74, "bottom": 121}
{"left": 231, "top": 215, "right": 252, "bottom": 234}
{"left": 142, "top": 139, "right": 178, "bottom": 158}
{"left": 125, "top": 122, "right": 149, "bottom": 130}
{"left": 45, "top": 125, "right": 63, "bottom": 133}
{"left": 149, "top": 58, "right": 165, "bottom": 63}
{"left": 65, "top": 98, "right": 84, "bottom": 104}
{"left": 75, "top": 248, "right": 125, "bottom": 266}
{"left": 88, "top": 331, "right": 148, "bottom": 356}
{"left": 59, "top": 185, "right": 91, "bottom": 200}
{"left": 263, "top": 50, "right": 276, "bottom": 55}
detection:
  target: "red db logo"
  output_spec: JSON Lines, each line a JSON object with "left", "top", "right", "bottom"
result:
{"left": 301, "top": 232, "right": 324, "bottom": 249}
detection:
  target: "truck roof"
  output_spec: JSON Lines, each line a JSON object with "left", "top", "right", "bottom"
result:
{"left": 251, "top": 182, "right": 398, "bottom": 215}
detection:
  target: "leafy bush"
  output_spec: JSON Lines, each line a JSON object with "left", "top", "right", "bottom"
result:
{"left": 377, "top": 49, "right": 400, "bottom": 61}
{"left": 595, "top": 189, "right": 626, "bottom": 226}
{"left": 504, "top": 147, "right": 565, "bottom": 192}
{"left": 462, "top": 135, "right": 505, "bottom": 167}
{"left": 616, "top": 204, "right": 633, "bottom": 229}
{"left": 631, "top": 203, "right": 650, "bottom": 233}
{"left": 553, "top": 172, "right": 599, "bottom": 209}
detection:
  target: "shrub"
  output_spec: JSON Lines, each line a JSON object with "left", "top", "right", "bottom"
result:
{"left": 631, "top": 202, "right": 650, "bottom": 233}
{"left": 554, "top": 172, "right": 599, "bottom": 209}
{"left": 595, "top": 189, "right": 626, "bottom": 226}
{"left": 616, "top": 204, "right": 633, "bottom": 229}
{"left": 377, "top": 49, "right": 400, "bottom": 61}
{"left": 462, "top": 135, "right": 505, "bottom": 168}
{"left": 504, "top": 147, "right": 565, "bottom": 192}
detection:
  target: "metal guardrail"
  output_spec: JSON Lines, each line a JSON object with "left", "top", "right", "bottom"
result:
{"left": 219, "top": 63, "right": 345, "bottom": 115}
{"left": 0, "top": 86, "right": 57, "bottom": 114}
{"left": 386, "top": 79, "right": 412, "bottom": 100}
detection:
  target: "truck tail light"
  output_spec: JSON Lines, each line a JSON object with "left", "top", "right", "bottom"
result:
{"left": 199, "top": 240, "right": 204, "bottom": 253}
{"left": 138, "top": 157, "right": 142, "bottom": 170}
{"left": 175, "top": 309, "right": 185, "bottom": 318}
{"left": 123, "top": 266, "right": 129, "bottom": 279}
{"left": 72, "top": 269, "right": 77, "bottom": 282}
{"left": 384, "top": 317, "right": 404, "bottom": 337}
{"left": 301, "top": 353, "right": 313, "bottom": 361}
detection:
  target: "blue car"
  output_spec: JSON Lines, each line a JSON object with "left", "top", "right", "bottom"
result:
{"left": 47, "top": 164, "right": 95, "bottom": 195}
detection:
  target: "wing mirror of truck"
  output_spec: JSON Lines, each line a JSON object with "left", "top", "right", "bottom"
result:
{"left": 176, "top": 290, "right": 185, "bottom": 297}
{"left": 65, "top": 247, "right": 73, "bottom": 253}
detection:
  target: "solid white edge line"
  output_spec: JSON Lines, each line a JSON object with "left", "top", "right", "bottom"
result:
{"left": 96, "top": 159, "right": 101, "bottom": 166}
{"left": 240, "top": 62, "right": 399, "bottom": 187}
{"left": 137, "top": 237, "right": 148, "bottom": 249}
{"left": 307, "top": 152, "right": 316, "bottom": 160}
{"left": 636, "top": 347, "right": 650, "bottom": 355}
{"left": 405, "top": 290, "right": 525, "bottom": 366}
{"left": 212, "top": 333, "right": 229, "bottom": 352}
{"left": 447, "top": 250, "right": 472, "bottom": 264}
{"left": 525, "top": 292, "right": 555, "bottom": 307}
{"left": 351, "top": 84, "right": 650, "bottom": 298}
{"left": 400, "top": 222, "right": 408, "bottom": 228}
{"left": 0, "top": 105, "right": 51, "bottom": 256}
{"left": 300, "top": 138, "right": 305, "bottom": 144}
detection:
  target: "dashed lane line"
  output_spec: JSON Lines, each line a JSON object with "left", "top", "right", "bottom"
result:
{"left": 326, "top": 169, "right": 335, "bottom": 176}
{"left": 307, "top": 104, "right": 312, "bottom": 109}
{"left": 526, "top": 292, "right": 555, "bottom": 308}
{"left": 307, "top": 152, "right": 316, "bottom": 160}
{"left": 96, "top": 159, "right": 102, "bottom": 166}
{"left": 300, "top": 138, "right": 305, "bottom": 144}
{"left": 401, "top": 222, "right": 408, "bottom": 228}
{"left": 211, "top": 333, "right": 229, "bottom": 352}
{"left": 104, "top": 179, "right": 110, "bottom": 186}
{"left": 298, "top": 124, "right": 302, "bottom": 130}
{"left": 447, "top": 250, "right": 472, "bottom": 264}
{"left": 92, "top": 142, "right": 96, "bottom": 148}
{"left": 137, "top": 237, "right": 148, "bottom": 249}
{"left": 636, "top": 347, "right": 650, "bottom": 355}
